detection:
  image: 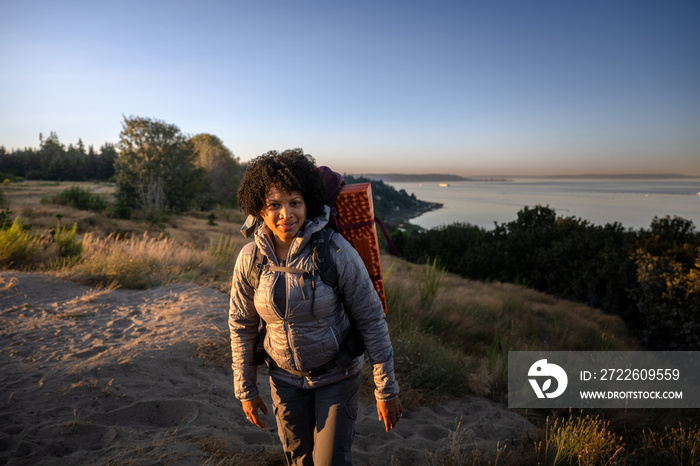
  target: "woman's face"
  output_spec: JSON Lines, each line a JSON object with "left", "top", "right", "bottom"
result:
{"left": 261, "top": 186, "right": 307, "bottom": 248}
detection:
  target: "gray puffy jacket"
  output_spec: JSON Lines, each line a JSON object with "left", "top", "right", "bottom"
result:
{"left": 229, "top": 208, "right": 399, "bottom": 402}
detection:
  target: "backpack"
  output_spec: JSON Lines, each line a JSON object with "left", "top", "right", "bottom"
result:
{"left": 320, "top": 166, "right": 399, "bottom": 257}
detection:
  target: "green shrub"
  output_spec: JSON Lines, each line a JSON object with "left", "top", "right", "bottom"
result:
{"left": 207, "top": 212, "right": 217, "bottom": 226}
{"left": 44, "top": 185, "right": 108, "bottom": 212}
{"left": 633, "top": 250, "right": 700, "bottom": 350}
{"left": 0, "top": 210, "right": 13, "bottom": 229}
{"left": 0, "top": 217, "right": 37, "bottom": 268}
{"left": 52, "top": 223, "right": 83, "bottom": 261}
{"left": 108, "top": 195, "right": 132, "bottom": 219}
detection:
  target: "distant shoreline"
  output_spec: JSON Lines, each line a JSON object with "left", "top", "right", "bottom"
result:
{"left": 355, "top": 173, "right": 697, "bottom": 182}
{"left": 358, "top": 174, "right": 510, "bottom": 182}
{"left": 534, "top": 173, "right": 697, "bottom": 180}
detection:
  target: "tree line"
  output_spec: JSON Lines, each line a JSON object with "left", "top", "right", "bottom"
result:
{"left": 390, "top": 206, "right": 700, "bottom": 350}
{"left": 0, "top": 132, "right": 117, "bottom": 181}
{"left": 1, "top": 116, "right": 243, "bottom": 219}
{"left": 0, "top": 118, "right": 420, "bottom": 222}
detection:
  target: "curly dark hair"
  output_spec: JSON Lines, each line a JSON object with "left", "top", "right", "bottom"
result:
{"left": 237, "top": 149, "right": 326, "bottom": 220}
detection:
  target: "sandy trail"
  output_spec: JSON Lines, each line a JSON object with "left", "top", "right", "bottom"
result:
{"left": 0, "top": 271, "right": 535, "bottom": 465}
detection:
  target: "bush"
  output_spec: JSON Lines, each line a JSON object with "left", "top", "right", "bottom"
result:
{"left": 108, "top": 195, "right": 132, "bottom": 219}
{"left": 44, "top": 186, "right": 108, "bottom": 212}
{"left": 0, "top": 217, "right": 38, "bottom": 268}
{"left": 52, "top": 223, "right": 83, "bottom": 263}
{"left": 392, "top": 207, "right": 700, "bottom": 350}
{"left": 0, "top": 210, "right": 13, "bottom": 229}
{"left": 633, "top": 250, "right": 700, "bottom": 350}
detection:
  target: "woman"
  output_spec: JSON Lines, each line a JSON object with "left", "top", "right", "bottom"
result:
{"left": 229, "top": 149, "right": 402, "bottom": 465}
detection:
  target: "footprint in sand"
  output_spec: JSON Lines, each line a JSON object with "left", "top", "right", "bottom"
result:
{"left": 73, "top": 346, "right": 108, "bottom": 359}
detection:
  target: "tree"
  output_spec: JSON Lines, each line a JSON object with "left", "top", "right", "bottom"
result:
{"left": 40, "top": 131, "right": 65, "bottom": 180}
{"left": 115, "top": 116, "right": 204, "bottom": 217}
{"left": 633, "top": 249, "right": 700, "bottom": 349}
{"left": 96, "top": 143, "right": 117, "bottom": 180}
{"left": 190, "top": 133, "right": 241, "bottom": 209}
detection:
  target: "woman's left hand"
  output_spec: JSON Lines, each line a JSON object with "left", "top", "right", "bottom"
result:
{"left": 376, "top": 397, "right": 403, "bottom": 432}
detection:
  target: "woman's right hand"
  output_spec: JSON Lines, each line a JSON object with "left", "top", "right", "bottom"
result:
{"left": 242, "top": 396, "right": 269, "bottom": 429}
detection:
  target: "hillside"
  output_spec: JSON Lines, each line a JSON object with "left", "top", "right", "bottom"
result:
{"left": 344, "top": 175, "right": 443, "bottom": 227}
{"left": 3, "top": 180, "right": 697, "bottom": 465}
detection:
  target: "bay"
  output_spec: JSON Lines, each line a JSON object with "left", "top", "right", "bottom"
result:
{"left": 389, "top": 178, "right": 700, "bottom": 231}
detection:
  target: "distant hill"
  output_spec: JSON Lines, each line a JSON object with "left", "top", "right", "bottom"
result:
{"left": 357, "top": 173, "right": 696, "bottom": 182}
{"left": 344, "top": 175, "right": 442, "bottom": 223}
{"left": 357, "top": 173, "right": 471, "bottom": 182}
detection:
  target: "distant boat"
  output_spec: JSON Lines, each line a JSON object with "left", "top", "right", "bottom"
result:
{"left": 438, "top": 183, "right": 450, "bottom": 187}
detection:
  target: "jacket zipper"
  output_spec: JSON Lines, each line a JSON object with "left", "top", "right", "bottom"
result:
{"left": 263, "top": 234, "right": 303, "bottom": 372}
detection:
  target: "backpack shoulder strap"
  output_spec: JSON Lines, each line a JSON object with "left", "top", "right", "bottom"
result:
{"left": 246, "top": 243, "right": 268, "bottom": 290}
{"left": 312, "top": 227, "right": 339, "bottom": 290}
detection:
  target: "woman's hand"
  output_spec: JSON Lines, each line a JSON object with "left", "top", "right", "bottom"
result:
{"left": 242, "top": 396, "right": 269, "bottom": 429}
{"left": 376, "top": 396, "right": 403, "bottom": 432}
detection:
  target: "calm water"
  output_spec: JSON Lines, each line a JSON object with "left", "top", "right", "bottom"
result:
{"left": 389, "top": 178, "right": 700, "bottom": 231}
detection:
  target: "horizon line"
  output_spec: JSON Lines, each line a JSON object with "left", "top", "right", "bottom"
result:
{"left": 352, "top": 172, "right": 699, "bottom": 179}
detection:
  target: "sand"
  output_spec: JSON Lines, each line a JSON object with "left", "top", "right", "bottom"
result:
{"left": 0, "top": 271, "right": 536, "bottom": 465}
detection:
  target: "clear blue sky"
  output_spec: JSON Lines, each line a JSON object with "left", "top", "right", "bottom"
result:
{"left": 2, "top": 0, "right": 699, "bottom": 176}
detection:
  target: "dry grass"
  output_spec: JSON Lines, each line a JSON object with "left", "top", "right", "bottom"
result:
{"left": 0, "top": 180, "right": 639, "bottom": 402}
{"left": 637, "top": 423, "right": 700, "bottom": 465}
{"left": 381, "top": 256, "right": 637, "bottom": 402}
{"left": 425, "top": 420, "right": 515, "bottom": 466}
{"left": 196, "top": 435, "right": 286, "bottom": 465}
{"left": 537, "top": 413, "right": 626, "bottom": 465}
{"left": 193, "top": 331, "right": 233, "bottom": 368}
{"left": 60, "top": 232, "right": 207, "bottom": 288}
{"left": 65, "top": 281, "right": 120, "bottom": 305}
{"left": 0, "top": 274, "right": 19, "bottom": 291}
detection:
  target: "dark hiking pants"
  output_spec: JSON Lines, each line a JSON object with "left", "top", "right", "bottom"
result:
{"left": 269, "top": 370, "right": 362, "bottom": 466}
